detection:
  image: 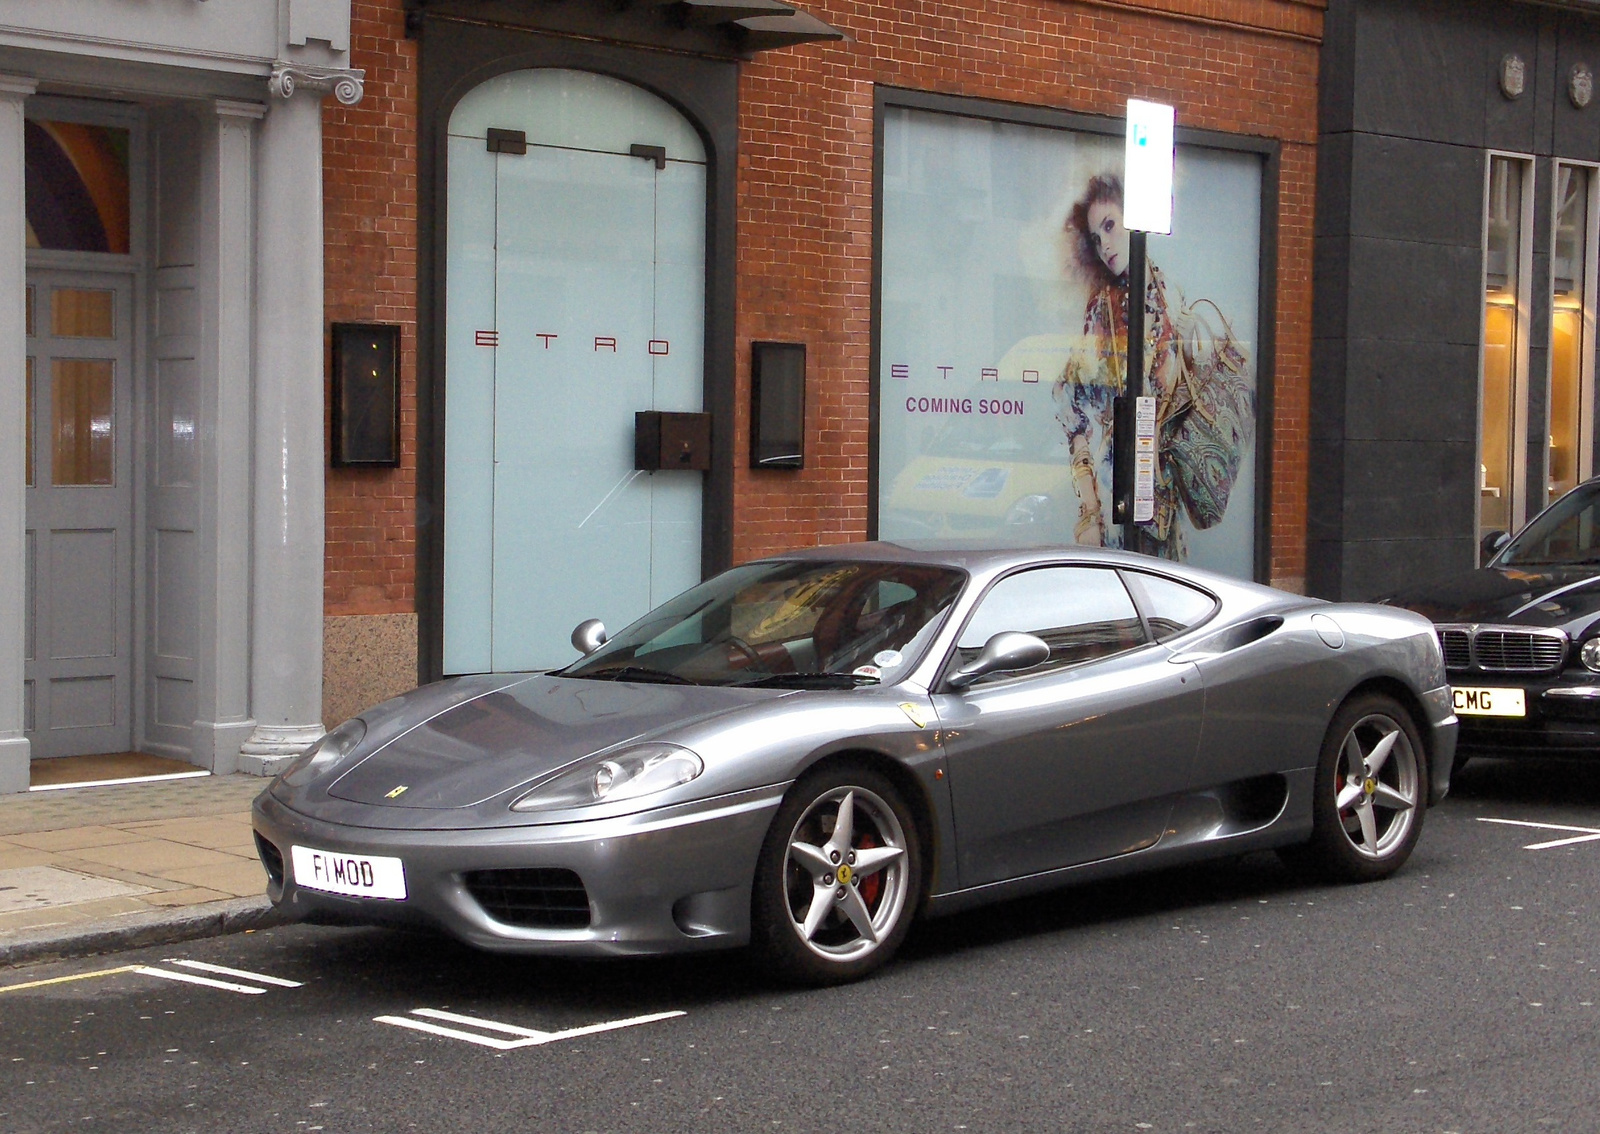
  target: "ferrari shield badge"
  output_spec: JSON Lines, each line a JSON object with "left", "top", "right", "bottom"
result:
{"left": 898, "top": 703, "right": 927, "bottom": 729}
{"left": 385, "top": 785, "right": 409, "bottom": 799}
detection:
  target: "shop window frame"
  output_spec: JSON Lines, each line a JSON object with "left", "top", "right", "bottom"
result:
{"left": 1477, "top": 151, "right": 1536, "bottom": 559}
{"left": 867, "top": 86, "right": 1279, "bottom": 584}
{"left": 1546, "top": 158, "right": 1600, "bottom": 509}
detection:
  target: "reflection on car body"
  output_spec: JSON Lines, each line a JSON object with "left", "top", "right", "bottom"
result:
{"left": 255, "top": 542, "right": 1455, "bottom": 985}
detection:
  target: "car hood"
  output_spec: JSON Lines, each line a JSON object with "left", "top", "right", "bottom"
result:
{"left": 324, "top": 674, "right": 790, "bottom": 809}
{"left": 1384, "top": 566, "right": 1600, "bottom": 635}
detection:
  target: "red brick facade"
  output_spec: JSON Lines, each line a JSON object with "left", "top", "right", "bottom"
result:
{"left": 321, "top": 0, "right": 1323, "bottom": 624}
{"left": 323, "top": 0, "right": 420, "bottom": 617}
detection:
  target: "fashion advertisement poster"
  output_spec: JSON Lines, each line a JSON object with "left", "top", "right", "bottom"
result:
{"left": 877, "top": 106, "right": 1262, "bottom": 579}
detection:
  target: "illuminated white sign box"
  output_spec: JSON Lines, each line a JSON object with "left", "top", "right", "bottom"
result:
{"left": 1124, "top": 99, "right": 1175, "bottom": 235}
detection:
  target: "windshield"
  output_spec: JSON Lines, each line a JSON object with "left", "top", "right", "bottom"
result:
{"left": 559, "top": 560, "right": 967, "bottom": 687}
{"left": 1499, "top": 482, "right": 1600, "bottom": 566}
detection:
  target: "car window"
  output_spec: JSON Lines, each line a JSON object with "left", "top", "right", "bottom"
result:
{"left": 562, "top": 559, "right": 966, "bottom": 687}
{"left": 1499, "top": 482, "right": 1600, "bottom": 565}
{"left": 956, "top": 566, "right": 1147, "bottom": 677}
{"left": 1121, "top": 571, "right": 1218, "bottom": 641}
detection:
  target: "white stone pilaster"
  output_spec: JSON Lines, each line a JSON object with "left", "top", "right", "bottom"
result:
{"left": 239, "top": 80, "right": 334, "bottom": 773}
{"left": 192, "top": 99, "right": 265, "bottom": 773}
{"left": 0, "top": 75, "right": 36, "bottom": 794}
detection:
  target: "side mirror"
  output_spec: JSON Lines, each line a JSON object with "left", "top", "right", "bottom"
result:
{"left": 1480, "top": 529, "right": 1510, "bottom": 562}
{"left": 571, "top": 619, "right": 608, "bottom": 655}
{"left": 947, "top": 631, "right": 1051, "bottom": 689}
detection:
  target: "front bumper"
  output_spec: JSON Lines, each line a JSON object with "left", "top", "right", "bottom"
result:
{"left": 251, "top": 784, "right": 785, "bottom": 956}
{"left": 1419, "top": 685, "right": 1459, "bottom": 804}
{"left": 1449, "top": 672, "right": 1600, "bottom": 756}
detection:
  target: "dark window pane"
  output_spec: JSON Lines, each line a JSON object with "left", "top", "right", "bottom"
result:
{"left": 25, "top": 120, "right": 131, "bottom": 255}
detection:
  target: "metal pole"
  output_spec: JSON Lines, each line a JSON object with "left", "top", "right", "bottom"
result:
{"left": 1112, "top": 229, "right": 1148, "bottom": 553}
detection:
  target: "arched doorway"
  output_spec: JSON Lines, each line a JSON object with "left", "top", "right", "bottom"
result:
{"left": 442, "top": 69, "right": 707, "bottom": 673}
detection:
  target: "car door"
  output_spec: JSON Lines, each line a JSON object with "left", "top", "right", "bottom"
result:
{"left": 933, "top": 566, "right": 1204, "bottom": 888}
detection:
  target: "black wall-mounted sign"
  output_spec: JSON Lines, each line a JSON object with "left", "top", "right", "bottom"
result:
{"left": 331, "top": 322, "right": 402, "bottom": 468}
{"left": 750, "top": 340, "right": 805, "bottom": 469}
{"left": 486, "top": 128, "right": 527, "bottom": 154}
{"left": 636, "top": 410, "right": 713, "bottom": 471}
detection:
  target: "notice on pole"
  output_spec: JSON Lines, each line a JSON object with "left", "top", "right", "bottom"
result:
{"left": 1133, "top": 395, "right": 1157, "bottom": 523}
{"left": 1124, "top": 99, "right": 1175, "bottom": 235}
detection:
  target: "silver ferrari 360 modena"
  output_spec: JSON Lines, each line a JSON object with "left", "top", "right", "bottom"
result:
{"left": 253, "top": 543, "right": 1457, "bottom": 985}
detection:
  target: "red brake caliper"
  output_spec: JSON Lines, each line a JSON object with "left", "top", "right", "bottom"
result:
{"left": 857, "top": 832, "right": 882, "bottom": 908}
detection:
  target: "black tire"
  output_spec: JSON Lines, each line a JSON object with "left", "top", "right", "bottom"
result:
{"left": 751, "top": 764, "right": 923, "bottom": 986}
{"left": 1280, "top": 692, "right": 1428, "bottom": 884}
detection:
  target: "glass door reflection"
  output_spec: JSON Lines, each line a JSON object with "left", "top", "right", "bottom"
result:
{"left": 1481, "top": 155, "right": 1532, "bottom": 546}
{"left": 1549, "top": 163, "right": 1597, "bottom": 506}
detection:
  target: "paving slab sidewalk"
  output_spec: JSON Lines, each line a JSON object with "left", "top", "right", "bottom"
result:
{"left": 0, "top": 774, "right": 283, "bottom": 968}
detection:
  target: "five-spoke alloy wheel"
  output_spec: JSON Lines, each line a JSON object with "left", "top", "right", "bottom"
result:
{"left": 753, "top": 765, "right": 922, "bottom": 985}
{"left": 1281, "top": 692, "right": 1427, "bottom": 882}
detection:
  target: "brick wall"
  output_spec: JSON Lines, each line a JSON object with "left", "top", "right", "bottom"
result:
{"left": 322, "top": 0, "right": 419, "bottom": 617}
{"left": 733, "top": 0, "right": 1323, "bottom": 588}
{"left": 320, "top": 0, "right": 1322, "bottom": 617}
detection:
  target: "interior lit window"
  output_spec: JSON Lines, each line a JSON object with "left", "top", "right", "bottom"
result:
{"left": 1481, "top": 155, "right": 1531, "bottom": 545}
{"left": 1550, "top": 163, "right": 1595, "bottom": 505}
{"left": 24, "top": 356, "right": 34, "bottom": 489}
{"left": 51, "top": 358, "right": 114, "bottom": 486}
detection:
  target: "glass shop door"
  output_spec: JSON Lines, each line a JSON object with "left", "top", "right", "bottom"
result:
{"left": 443, "top": 70, "right": 707, "bottom": 674}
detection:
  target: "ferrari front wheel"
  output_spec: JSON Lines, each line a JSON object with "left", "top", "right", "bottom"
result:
{"left": 751, "top": 765, "right": 922, "bottom": 986}
{"left": 1281, "top": 692, "right": 1426, "bottom": 883}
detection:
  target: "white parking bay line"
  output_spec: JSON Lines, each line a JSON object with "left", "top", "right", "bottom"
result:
{"left": 1477, "top": 817, "right": 1600, "bottom": 850}
{"left": 374, "top": 1007, "right": 686, "bottom": 1050}
{"left": 133, "top": 966, "right": 268, "bottom": 995}
{"left": 166, "top": 959, "right": 304, "bottom": 988}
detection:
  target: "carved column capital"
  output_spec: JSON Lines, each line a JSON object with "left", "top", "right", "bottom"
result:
{"left": 267, "top": 61, "right": 364, "bottom": 107}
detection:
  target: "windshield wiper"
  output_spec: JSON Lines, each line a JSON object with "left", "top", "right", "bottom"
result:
{"left": 737, "top": 672, "right": 881, "bottom": 689}
{"left": 566, "top": 666, "right": 698, "bottom": 685}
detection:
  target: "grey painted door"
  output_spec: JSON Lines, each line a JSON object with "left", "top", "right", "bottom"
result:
{"left": 931, "top": 565, "right": 1205, "bottom": 887}
{"left": 23, "top": 272, "right": 136, "bottom": 758}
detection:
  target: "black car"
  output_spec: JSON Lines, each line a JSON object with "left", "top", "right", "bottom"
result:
{"left": 1384, "top": 478, "right": 1600, "bottom": 758}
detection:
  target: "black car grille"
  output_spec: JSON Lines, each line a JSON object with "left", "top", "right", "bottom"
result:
{"left": 463, "top": 868, "right": 591, "bottom": 929}
{"left": 255, "top": 833, "right": 284, "bottom": 888}
{"left": 1436, "top": 624, "right": 1566, "bottom": 673}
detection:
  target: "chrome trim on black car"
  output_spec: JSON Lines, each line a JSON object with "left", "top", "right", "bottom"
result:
{"left": 1435, "top": 624, "right": 1567, "bottom": 673}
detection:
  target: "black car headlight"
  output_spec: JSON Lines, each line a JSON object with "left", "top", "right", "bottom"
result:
{"left": 1582, "top": 639, "right": 1600, "bottom": 673}
{"left": 278, "top": 718, "right": 367, "bottom": 787}
{"left": 510, "top": 742, "right": 704, "bottom": 812}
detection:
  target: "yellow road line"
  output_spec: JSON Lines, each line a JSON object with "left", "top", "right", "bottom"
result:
{"left": 0, "top": 965, "right": 138, "bottom": 994}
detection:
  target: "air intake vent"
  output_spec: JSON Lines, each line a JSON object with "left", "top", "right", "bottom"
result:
{"left": 463, "top": 868, "right": 591, "bottom": 929}
{"left": 1436, "top": 624, "right": 1566, "bottom": 674}
{"left": 1438, "top": 628, "right": 1471, "bottom": 670}
{"left": 255, "top": 833, "right": 284, "bottom": 888}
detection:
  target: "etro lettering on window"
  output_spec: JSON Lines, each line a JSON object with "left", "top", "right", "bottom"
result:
{"left": 876, "top": 102, "right": 1264, "bottom": 579}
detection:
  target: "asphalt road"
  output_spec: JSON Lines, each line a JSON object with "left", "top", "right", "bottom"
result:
{"left": 5, "top": 758, "right": 1600, "bottom": 1133}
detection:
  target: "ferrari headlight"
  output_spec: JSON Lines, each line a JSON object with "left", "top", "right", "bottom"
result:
{"left": 1582, "top": 638, "right": 1600, "bottom": 673}
{"left": 511, "top": 742, "right": 703, "bottom": 812}
{"left": 279, "top": 718, "right": 367, "bottom": 787}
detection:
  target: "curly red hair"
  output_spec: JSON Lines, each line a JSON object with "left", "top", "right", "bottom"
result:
{"left": 1065, "top": 173, "right": 1124, "bottom": 287}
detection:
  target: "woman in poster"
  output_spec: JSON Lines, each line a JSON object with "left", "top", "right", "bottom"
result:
{"left": 1053, "top": 173, "right": 1254, "bottom": 560}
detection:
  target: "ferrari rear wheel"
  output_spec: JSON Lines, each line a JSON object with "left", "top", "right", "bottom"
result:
{"left": 1281, "top": 692, "right": 1426, "bottom": 883}
{"left": 752, "top": 765, "right": 922, "bottom": 986}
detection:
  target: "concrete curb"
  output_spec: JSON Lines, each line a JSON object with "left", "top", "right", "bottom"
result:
{"left": 0, "top": 896, "right": 287, "bottom": 970}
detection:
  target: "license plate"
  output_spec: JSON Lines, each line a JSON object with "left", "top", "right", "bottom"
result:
{"left": 290, "top": 845, "right": 407, "bottom": 900}
{"left": 1452, "top": 686, "right": 1526, "bottom": 717}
